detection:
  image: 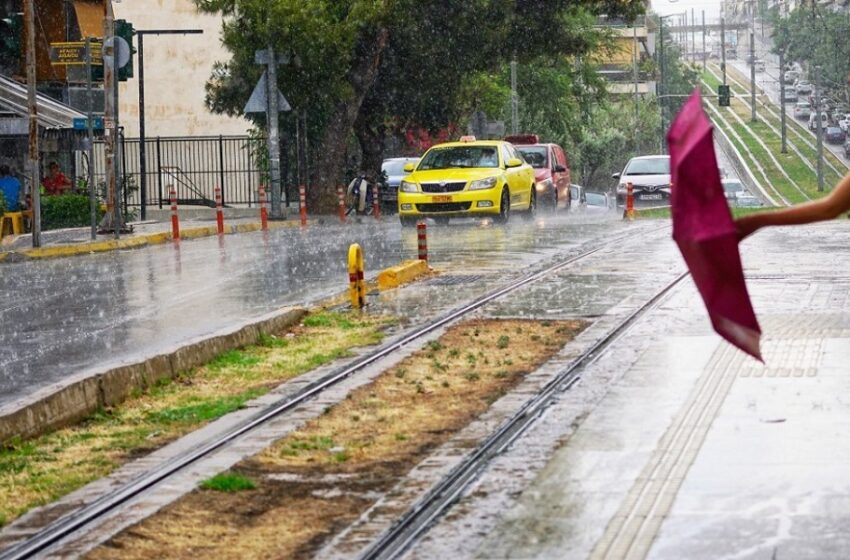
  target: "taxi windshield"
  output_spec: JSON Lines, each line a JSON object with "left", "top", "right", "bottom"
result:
{"left": 418, "top": 146, "right": 500, "bottom": 170}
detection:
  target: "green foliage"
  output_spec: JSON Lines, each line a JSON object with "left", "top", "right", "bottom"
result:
{"left": 773, "top": 8, "right": 850, "bottom": 100}
{"left": 200, "top": 472, "right": 257, "bottom": 492}
{"left": 40, "top": 195, "right": 104, "bottom": 231}
{"left": 145, "top": 390, "right": 263, "bottom": 425}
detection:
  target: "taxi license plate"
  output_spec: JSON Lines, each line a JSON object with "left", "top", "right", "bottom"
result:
{"left": 432, "top": 195, "right": 453, "bottom": 203}
{"left": 640, "top": 194, "right": 663, "bottom": 200}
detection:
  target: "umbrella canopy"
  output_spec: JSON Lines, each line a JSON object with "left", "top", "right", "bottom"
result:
{"left": 668, "top": 89, "right": 762, "bottom": 361}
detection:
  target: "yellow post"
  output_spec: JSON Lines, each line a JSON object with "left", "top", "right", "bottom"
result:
{"left": 348, "top": 243, "right": 366, "bottom": 308}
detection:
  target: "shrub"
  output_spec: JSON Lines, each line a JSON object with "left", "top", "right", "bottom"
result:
{"left": 40, "top": 195, "right": 104, "bottom": 231}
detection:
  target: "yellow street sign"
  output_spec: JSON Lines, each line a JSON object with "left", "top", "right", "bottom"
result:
{"left": 49, "top": 42, "right": 103, "bottom": 66}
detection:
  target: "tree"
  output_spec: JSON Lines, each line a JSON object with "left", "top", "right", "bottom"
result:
{"left": 194, "top": 0, "right": 647, "bottom": 210}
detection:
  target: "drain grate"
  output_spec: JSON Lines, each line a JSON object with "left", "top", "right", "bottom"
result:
{"left": 424, "top": 274, "right": 484, "bottom": 287}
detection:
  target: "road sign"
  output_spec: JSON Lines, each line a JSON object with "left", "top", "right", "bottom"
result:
{"left": 103, "top": 36, "right": 131, "bottom": 69}
{"left": 244, "top": 70, "right": 291, "bottom": 114}
{"left": 73, "top": 117, "right": 104, "bottom": 130}
{"left": 49, "top": 41, "right": 102, "bottom": 66}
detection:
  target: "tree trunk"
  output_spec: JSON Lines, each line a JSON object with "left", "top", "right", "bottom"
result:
{"left": 354, "top": 103, "right": 386, "bottom": 182}
{"left": 311, "top": 27, "right": 389, "bottom": 212}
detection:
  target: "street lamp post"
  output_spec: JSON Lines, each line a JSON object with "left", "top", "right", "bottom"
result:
{"left": 657, "top": 13, "right": 683, "bottom": 154}
{"left": 136, "top": 29, "right": 204, "bottom": 221}
{"left": 815, "top": 65, "right": 824, "bottom": 192}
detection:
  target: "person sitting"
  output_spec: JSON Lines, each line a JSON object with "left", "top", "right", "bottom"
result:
{"left": 42, "top": 161, "right": 72, "bottom": 196}
{"left": 0, "top": 165, "right": 21, "bottom": 211}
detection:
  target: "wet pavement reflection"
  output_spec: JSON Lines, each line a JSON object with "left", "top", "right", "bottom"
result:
{"left": 1, "top": 211, "right": 629, "bottom": 409}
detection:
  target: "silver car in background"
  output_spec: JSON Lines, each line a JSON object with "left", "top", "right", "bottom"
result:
{"left": 380, "top": 157, "right": 420, "bottom": 213}
{"left": 613, "top": 155, "right": 671, "bottom": 208}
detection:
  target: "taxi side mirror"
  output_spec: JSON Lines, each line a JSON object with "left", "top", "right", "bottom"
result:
{"left": 506, "top": 158, "right": 523, "bottom": 168}
{"left": 403, "top": 163, "right": 415, "bottom": 172}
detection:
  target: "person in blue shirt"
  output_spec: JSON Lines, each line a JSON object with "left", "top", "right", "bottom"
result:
{"left": 0, "top": 165, "right": 21, "bottom": 212}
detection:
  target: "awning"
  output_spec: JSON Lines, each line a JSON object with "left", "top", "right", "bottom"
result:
{"left": 73, "top": 0, "right": 104, "bottom": 39}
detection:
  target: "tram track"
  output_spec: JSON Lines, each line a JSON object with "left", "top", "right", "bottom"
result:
{"left": 358, "top": 268, "right": 690, "bottom": 560}
{"left": 0, "top": 224, "right": 672, "bottom": 560}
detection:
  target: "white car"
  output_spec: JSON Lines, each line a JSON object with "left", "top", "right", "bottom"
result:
{"left": 736, "top": 195, "right": 763, "bottom": 208}
{"left": 722, "top": 179, "right": 746, "bottom": 200}
{"left": 794, "top": 101, "right": 812, "bottom": 120}
{"left": 795, "top": 80, "right": 813, "bottom": 95}
{"left": 612, "top": 155, "right": 671, "bottom": 207}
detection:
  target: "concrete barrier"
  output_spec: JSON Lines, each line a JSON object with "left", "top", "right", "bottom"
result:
{"left": 0, "top": 307, "right": 307, "bottom": 444}
{"left": 377, "top": 260, "right": 430, "bottom": 291}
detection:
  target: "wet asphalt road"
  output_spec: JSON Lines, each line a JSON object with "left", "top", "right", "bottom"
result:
{"left": 0, "top": 211, "right": 626, "bottom": 409}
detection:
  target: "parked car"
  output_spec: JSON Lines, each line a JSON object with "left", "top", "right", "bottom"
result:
{"left": 783, "top": 70, "right": 799, "bottom": 85}
{"left": 745, "top": 53, "right": 756, "bottom": 65}
{"left": 613, "top": 155, "right": 671, "bottom": 208}
{"left": 808, "top": 112, "right": 829, "bottom": 131}
{"left": 754, "top": 59, "right": 766, "bottom": 73}
{"left": 845, "top": 141, "right": 850, "bottom": 158}
{"left": 506, "top": 134, "right": 572, "bottom": 210}
{"left": 783, "top": 88, "right": 798, "bottom": 103}
{"left": 825, "top": 126, "right": 846, "bottom": 145}
{"left": 569, "top": 184, "right": 586, "bottom": 210}
{"left": 795, "top": 80, "right": 813, "bottom": 95}
{"left": 585, "top": 191, "right": 611, "bottom": 212}
{"left": 794, "top": 101, "right": 812, "bottom": 120}
{"left": 725, "top": 47, "right": 737, "bottom": 60}
{"left": 380, "top": 157, "right": 420, "bottom": 213}
{"left": 722, "top": 179, "right": 746, "bottom": 200}
{"left": 397, "top": 138, "right": 535, "bottom": 226}
{"left": 735, "top": 195, "right": 764, "bottom": 208}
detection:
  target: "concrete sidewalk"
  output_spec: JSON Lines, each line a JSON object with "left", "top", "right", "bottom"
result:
{"left": 413, "top": 221, "right": 850, "bottom": 560}
{"left": 0, "top": 207, "right": 305, "bottom": 261}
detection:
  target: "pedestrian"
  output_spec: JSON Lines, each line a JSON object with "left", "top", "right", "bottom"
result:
{"left": 736, "top": 171, "right": 850, "bottom": 239}
{"left": 42, "top": 161, "right": 72, "bottom": 196}
{"left": 0, "top": 165, "right": 21, "bottom": 212}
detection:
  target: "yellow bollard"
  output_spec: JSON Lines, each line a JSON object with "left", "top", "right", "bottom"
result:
{"left": 348, "top": 243, "right": 366, "bottom": 308}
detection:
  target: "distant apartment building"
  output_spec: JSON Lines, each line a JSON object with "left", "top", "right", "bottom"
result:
{"left": 594, "top": 16, "right": 656, "bottom": 97}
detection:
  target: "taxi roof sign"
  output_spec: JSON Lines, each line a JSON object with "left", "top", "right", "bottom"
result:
{"left": 458, "top": 135, "right": 477, "bottom": 142}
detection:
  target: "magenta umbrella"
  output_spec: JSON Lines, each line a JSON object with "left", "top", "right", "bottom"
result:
{"left": 668, "top": 89, "right": 762, "bottom": 361}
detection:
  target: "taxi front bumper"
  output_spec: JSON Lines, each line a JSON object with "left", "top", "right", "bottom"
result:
{"left": 398, "top": 188, "right": 502, "bottom": 216}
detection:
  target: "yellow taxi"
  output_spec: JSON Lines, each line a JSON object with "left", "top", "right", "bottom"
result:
{"left": 397, "top": 138, "right": 537, "bottom": 226}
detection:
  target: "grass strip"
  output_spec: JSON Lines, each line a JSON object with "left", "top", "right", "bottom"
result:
{"left": 638, "top": 206, "right": 774, "bottom": 220}
{"left": 88, "top": 319, "right": 587, "bottom": 560}
{"left": 0, "top": 311, "right": 396, "bottom": 529}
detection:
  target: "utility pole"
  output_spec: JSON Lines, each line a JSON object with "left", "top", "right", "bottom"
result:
{"left": 100, "top": 0, "right": 120, "bottom": 238}
{"left": 266, "top": 45, "right": 283, "bottom": 220}
{"left": 750, "top": 29, "right": 756, "bottom": 122}
{"left": 779, "top": 48, "right": 787, "bottom": 154}
{"left": 702, "top": 10, "right": 706, "bottom": 72}
{"left": 691, "top": 8, "right": 696, "bottom": 64}
{"left": 86, "top": 38, "right": 96, "bottom": 240}
{"left": 510, "top": 58, "right": 519, "bottom": 135}
{"left": 721, "top": 17, "right": 727, "bottom": 86}
{"left": 24, "top": 0, "right": 40, "bottom": 247}
{"left": 659, "top": 17, "right": 666, "bottom": 154}
{"left": 815, "top": 65, "right": 824, "bottom": 192}
{"left": 633, "top": 20, "right": 640, "bottom": 155}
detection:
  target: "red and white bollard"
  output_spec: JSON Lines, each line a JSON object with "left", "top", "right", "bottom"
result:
{"left": 417, "top": 220, "right": 428, "bottom": 262}
{"left": 299, "top": 184, "right": 308, "bottom": 227}
{"left": 372, "top": 183, "right": 381, "bottom": 220}
{"left": 337, "top": 186, "right": 347, "bottom": 224}
{"left": 170, "top": 187, "right": 180, "bottom": 241}
{"left": 624, "top": 181, "right": 635, "bottom": 221}
{"left": 215, "top": 186, "right": 224, "bottom": 235}
{"left": 259, "top": 185, "right": 269, "bottom": 231}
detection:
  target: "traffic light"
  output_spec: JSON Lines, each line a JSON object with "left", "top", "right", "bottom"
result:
{"left": 718, "top": 84, "right": 731, "bottom": 107}
{"left": 115, "top": 19, "right": 135, "bottom": 82}
{"left": 91, "top": 20, "right": 135, "bottom": 82}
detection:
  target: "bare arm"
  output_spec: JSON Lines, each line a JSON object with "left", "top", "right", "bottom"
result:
{"left": 736, "top": 171, "right": 850, "bottom": 239}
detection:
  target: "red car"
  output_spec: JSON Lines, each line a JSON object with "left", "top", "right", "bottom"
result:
{"left": 505, "top": 134, "right": 572, "bottom": 209}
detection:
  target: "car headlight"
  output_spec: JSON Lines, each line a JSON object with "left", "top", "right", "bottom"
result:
{"left": 469, "top": 177, "right": 498, "bottom": 191}
{"left": 400, "top": 180, "right": 418, "bottom": 193}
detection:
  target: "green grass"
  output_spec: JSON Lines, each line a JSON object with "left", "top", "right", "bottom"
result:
{"left": 200, "top": 472, "right": 257, "bottom": 492}
{"left": 638, "top": 206, "right": 775, "bottom": 219}
{"left": 145, "top": 390, "right": 265, "bottom": 426}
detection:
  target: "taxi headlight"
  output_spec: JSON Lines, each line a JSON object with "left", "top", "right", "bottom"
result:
{"left": 400, "top": 180, "right": 418, "bottom": 193}
{"left": 469, "top": 177, "right": 498, "bottom": 191}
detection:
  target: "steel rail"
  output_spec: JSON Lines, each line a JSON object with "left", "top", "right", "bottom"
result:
{"left": 0, "top": 225, "right": 669, "bottom": 560}
{"left": 359, "top": 270, "right": 690, "bottom": 560}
